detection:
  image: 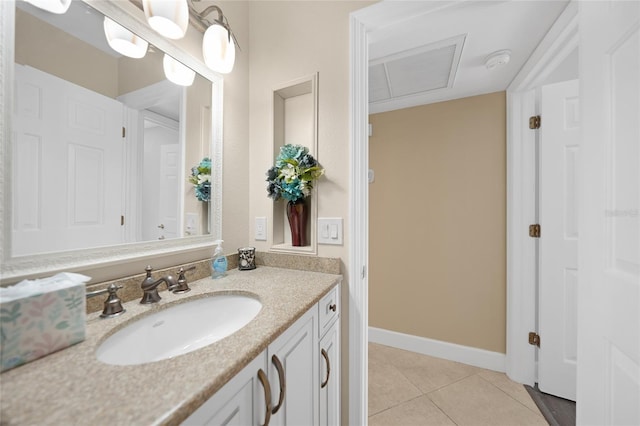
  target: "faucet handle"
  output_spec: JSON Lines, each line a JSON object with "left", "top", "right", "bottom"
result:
{"left": 101, "top": 284, "right": 126, "bottom": 318}
{"left": 86, "top": 284, "right": 125, "bottom": 318}
{"left": 174, "top": 266, "right": 196, "bottom": 294}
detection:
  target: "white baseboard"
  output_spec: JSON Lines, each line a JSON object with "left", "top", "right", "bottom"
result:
{"left": 369, "top": 327, "right": 506, "bottom": 372}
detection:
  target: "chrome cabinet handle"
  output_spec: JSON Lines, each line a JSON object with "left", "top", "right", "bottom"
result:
{"left": 271, "top": 355, "right": 286, "bottom": 415}
{"left": 258, "top": 369, "right": 272, "bottom": 426}
{"left": 157, "top": 224, "right": 165, "bottom": 229}
{"left": 321, "top": 348, "right": 331, "bottom": 388}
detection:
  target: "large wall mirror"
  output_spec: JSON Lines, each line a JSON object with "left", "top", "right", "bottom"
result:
{"left": 0, "top": 0, "right": 223, "bottom": 283}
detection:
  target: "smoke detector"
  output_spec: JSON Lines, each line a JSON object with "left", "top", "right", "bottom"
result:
{"left": 485, "top": 50, "right": 511, "bottom": 70}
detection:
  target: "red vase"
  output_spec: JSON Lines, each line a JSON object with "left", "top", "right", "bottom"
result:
{"left": 286, "top": 200, "right": 308, "bottom": 246}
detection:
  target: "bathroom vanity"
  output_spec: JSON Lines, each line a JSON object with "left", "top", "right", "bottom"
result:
{"left": 0, "top": 267, "right": 341, "bottom": 425}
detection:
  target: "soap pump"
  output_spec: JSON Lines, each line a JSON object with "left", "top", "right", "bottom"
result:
{"left": 212, "top": 239, "right": 228, "bottom": 279}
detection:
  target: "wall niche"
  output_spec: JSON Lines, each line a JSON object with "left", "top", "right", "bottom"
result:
{"left": 270, "top": 73, "right": 318, "bottom": 255}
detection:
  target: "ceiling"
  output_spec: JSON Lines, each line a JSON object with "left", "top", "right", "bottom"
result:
{"left": 367, "top": 1, "right": 570, "bottom": 114}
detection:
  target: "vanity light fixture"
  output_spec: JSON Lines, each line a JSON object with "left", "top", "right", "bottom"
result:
{"left": 200, "top": 5, "right": 236, "bottom": 74}
{"left": 142, "top": 0, "right": 189, "bottom": 40}
{"left": 134, "top": 0, "right": 241, "bottom": 74}
{"left": 163, "top": 53, "right": 196, "bottom": 86}
{"left": 104, "top": 17, "right": 149, "bottom": 59}
{"left": 23, "top": 0, "right": 71, "bottom": 14}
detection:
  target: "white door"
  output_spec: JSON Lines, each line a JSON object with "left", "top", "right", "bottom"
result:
{"left": 578, "top": 2, "right": 640, "bottom": 425}
{"left": 538, "top": 79, "right": 580, "bottom": 401}
{"left": 13, "top": 65, "right": 124, "bottom": 256}
{"left": 159, "top": 144, "right": 180, "bottom": 240}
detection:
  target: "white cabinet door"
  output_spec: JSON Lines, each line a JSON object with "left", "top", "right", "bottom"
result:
{"left": 182, "top": 352, "right": 269, "bottom": 426}
{"left": 268, "top": 308, "right": 318, "bottom": 426}
{"left": 319, "top": 321, "right": 340, "bottom": 426}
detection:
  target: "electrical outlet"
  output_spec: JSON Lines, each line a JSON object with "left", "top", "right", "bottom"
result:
{"left": 255, "top": 217, "right": 267, "bottom": 241}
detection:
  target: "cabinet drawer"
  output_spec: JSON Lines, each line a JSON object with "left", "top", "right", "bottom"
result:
{"left": 318, "top": 284, "right": 339, "bottom": 337}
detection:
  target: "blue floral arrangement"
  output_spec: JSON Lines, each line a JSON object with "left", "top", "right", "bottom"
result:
{"left": 266, "top": 144, "right": 324, "bottom": 203}
{"left": 188, "top": 157, "right": 211, "bottom": 202}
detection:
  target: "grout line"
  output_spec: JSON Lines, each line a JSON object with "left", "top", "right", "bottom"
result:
{"left": 424, "top": 393, "right": 459, "bottom": 426}
{"left": 368, "top": 394, "right": 423, "bottom": 419}
{"left": 475, "top": 373, "right": 546, "bottom": 417}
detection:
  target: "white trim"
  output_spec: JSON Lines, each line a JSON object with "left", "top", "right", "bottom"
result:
{"left": 348, "top": 12, "right": 369, "bottom": 426}
{"left": 369, "top": 327, "right": 506, "bottom": 373}
{"left": 505, "top": 2, "right": 578, "bottom": 386}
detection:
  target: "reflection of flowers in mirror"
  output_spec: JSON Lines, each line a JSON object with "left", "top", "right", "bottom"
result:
{"left": 189, "top": 158, "right": 212, "bottom": 202}
{"left": 266, "top": 144, "right": 324, "bottom": 203}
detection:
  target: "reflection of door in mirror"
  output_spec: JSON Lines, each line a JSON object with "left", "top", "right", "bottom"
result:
{"left": 13, "top": 64, "right": 125, "bottom": 256}
{"left": 141, "top": 112, "right": 180, "bottom": 241}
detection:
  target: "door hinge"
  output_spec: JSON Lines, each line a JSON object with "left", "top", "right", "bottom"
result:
{"left": 529, "top": 115, "right": 541, "bottom": 129}
{"left": 120, "top": 215, "right": 125, "bottom": 226}
{"left": 122, "top": 127, "right": 126, "bottom": 138}
{"left": 529, "top": 224, "right": 541, "bottom": 238}
{"left": 528, "top": 332, "right": 540, "bottom": 347}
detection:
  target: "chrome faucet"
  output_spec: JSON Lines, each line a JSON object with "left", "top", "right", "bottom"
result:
{"left": 140, "top": 266, "right": 179, "bottom": 304}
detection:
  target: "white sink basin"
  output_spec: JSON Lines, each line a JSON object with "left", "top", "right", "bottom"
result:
{"left": 96, "top": 294, "right": 262, "bottom": 366}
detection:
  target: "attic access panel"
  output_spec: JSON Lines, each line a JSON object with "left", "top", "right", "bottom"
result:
{"left": 369, "top": 34, "right": 466, "bottom": 103}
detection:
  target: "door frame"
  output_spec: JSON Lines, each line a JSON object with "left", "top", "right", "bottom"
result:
{"left": 348, "top": 2, "right": 579, "bottom": 421}
{"left": 505, "top": 2, "right": 578, "bottom": 386}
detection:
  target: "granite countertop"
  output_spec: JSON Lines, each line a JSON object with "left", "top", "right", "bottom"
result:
{"left": 0, "top": 266, "right": 341, "bottom": 425}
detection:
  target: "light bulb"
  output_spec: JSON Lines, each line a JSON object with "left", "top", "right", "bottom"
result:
{"left": 163, "top": 54, "right": 195, "bottom": 86}
{"left": 103, "top": 17, "right": 148, "bottom": 59}
{"left": 142, "top": 0, "right": 189, "bottom": 40}
{"left": 202, "top": 24, "right": 236, "bottom": 74}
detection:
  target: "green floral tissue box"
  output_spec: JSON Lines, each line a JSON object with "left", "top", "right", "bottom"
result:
{"left": 0, "top": 273, "right": 89, "bottom": 372}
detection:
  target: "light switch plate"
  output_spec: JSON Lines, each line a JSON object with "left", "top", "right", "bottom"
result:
{"left": 185, "top": 213, "right": 199, "bottom": 236}
{"left": 318, "top": 218, "right": 343, "bottom": 245}
{"left": 255, "top": 217, "right": 267, "bottom": 241}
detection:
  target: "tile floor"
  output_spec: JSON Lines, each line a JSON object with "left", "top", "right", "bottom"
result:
{"left": 368, "top": 343, "right": 548, "bottom": 425}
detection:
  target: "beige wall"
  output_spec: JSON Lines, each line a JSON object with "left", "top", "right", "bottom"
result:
{"left": 15, "top": 8, "right": 119, "bottom": 98}
{"left": 247, "top": 1, "right": 373, "bottom": 422}
{"left": 116, "top": 52, "right": 165, "bottom": 96}
{"left": 217, "top": 0, "right": 251, "bottom": 254}
{"left": 369, "top": 92, "right": 507, "bottom": 353}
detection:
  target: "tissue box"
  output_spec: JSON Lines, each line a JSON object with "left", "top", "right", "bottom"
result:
{"left": 0, "top": 277, "right": 87, "bottom": 372}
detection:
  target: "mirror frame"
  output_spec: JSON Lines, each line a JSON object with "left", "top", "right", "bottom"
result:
{"left": 0, "top": 0, "right": 223, "bottom": 284}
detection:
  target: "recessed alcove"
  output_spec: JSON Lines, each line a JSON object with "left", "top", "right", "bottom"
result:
{"left": 270, "top": 73, "right": 318, "bottom": 255}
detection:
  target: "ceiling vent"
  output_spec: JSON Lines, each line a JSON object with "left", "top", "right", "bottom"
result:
{"left": 369, "top": 34, "right": 466, "bottom": 104}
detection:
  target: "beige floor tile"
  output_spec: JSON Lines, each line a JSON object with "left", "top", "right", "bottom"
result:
{"left": 369, "top": 357, "right": 422, "bottom": 415}
{"left": 477, "top": 370, "right": 541, "bottom": 414}
{"left": 372, "top": 343, "right": 482, "bottom": 393}
{"left": 428, "top": 375, "right": 548, "bottom": 426}
{"left": 369, "top": 395, "right": 456, "bottom": 426}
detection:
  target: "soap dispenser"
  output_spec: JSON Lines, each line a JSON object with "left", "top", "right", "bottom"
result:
{"left": 212, "top": 239, "right": 228, "bottom": 279}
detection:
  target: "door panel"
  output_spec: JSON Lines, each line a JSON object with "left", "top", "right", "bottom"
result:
{"left": 538, "top": 79, "right": 580, "bottom": 401}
